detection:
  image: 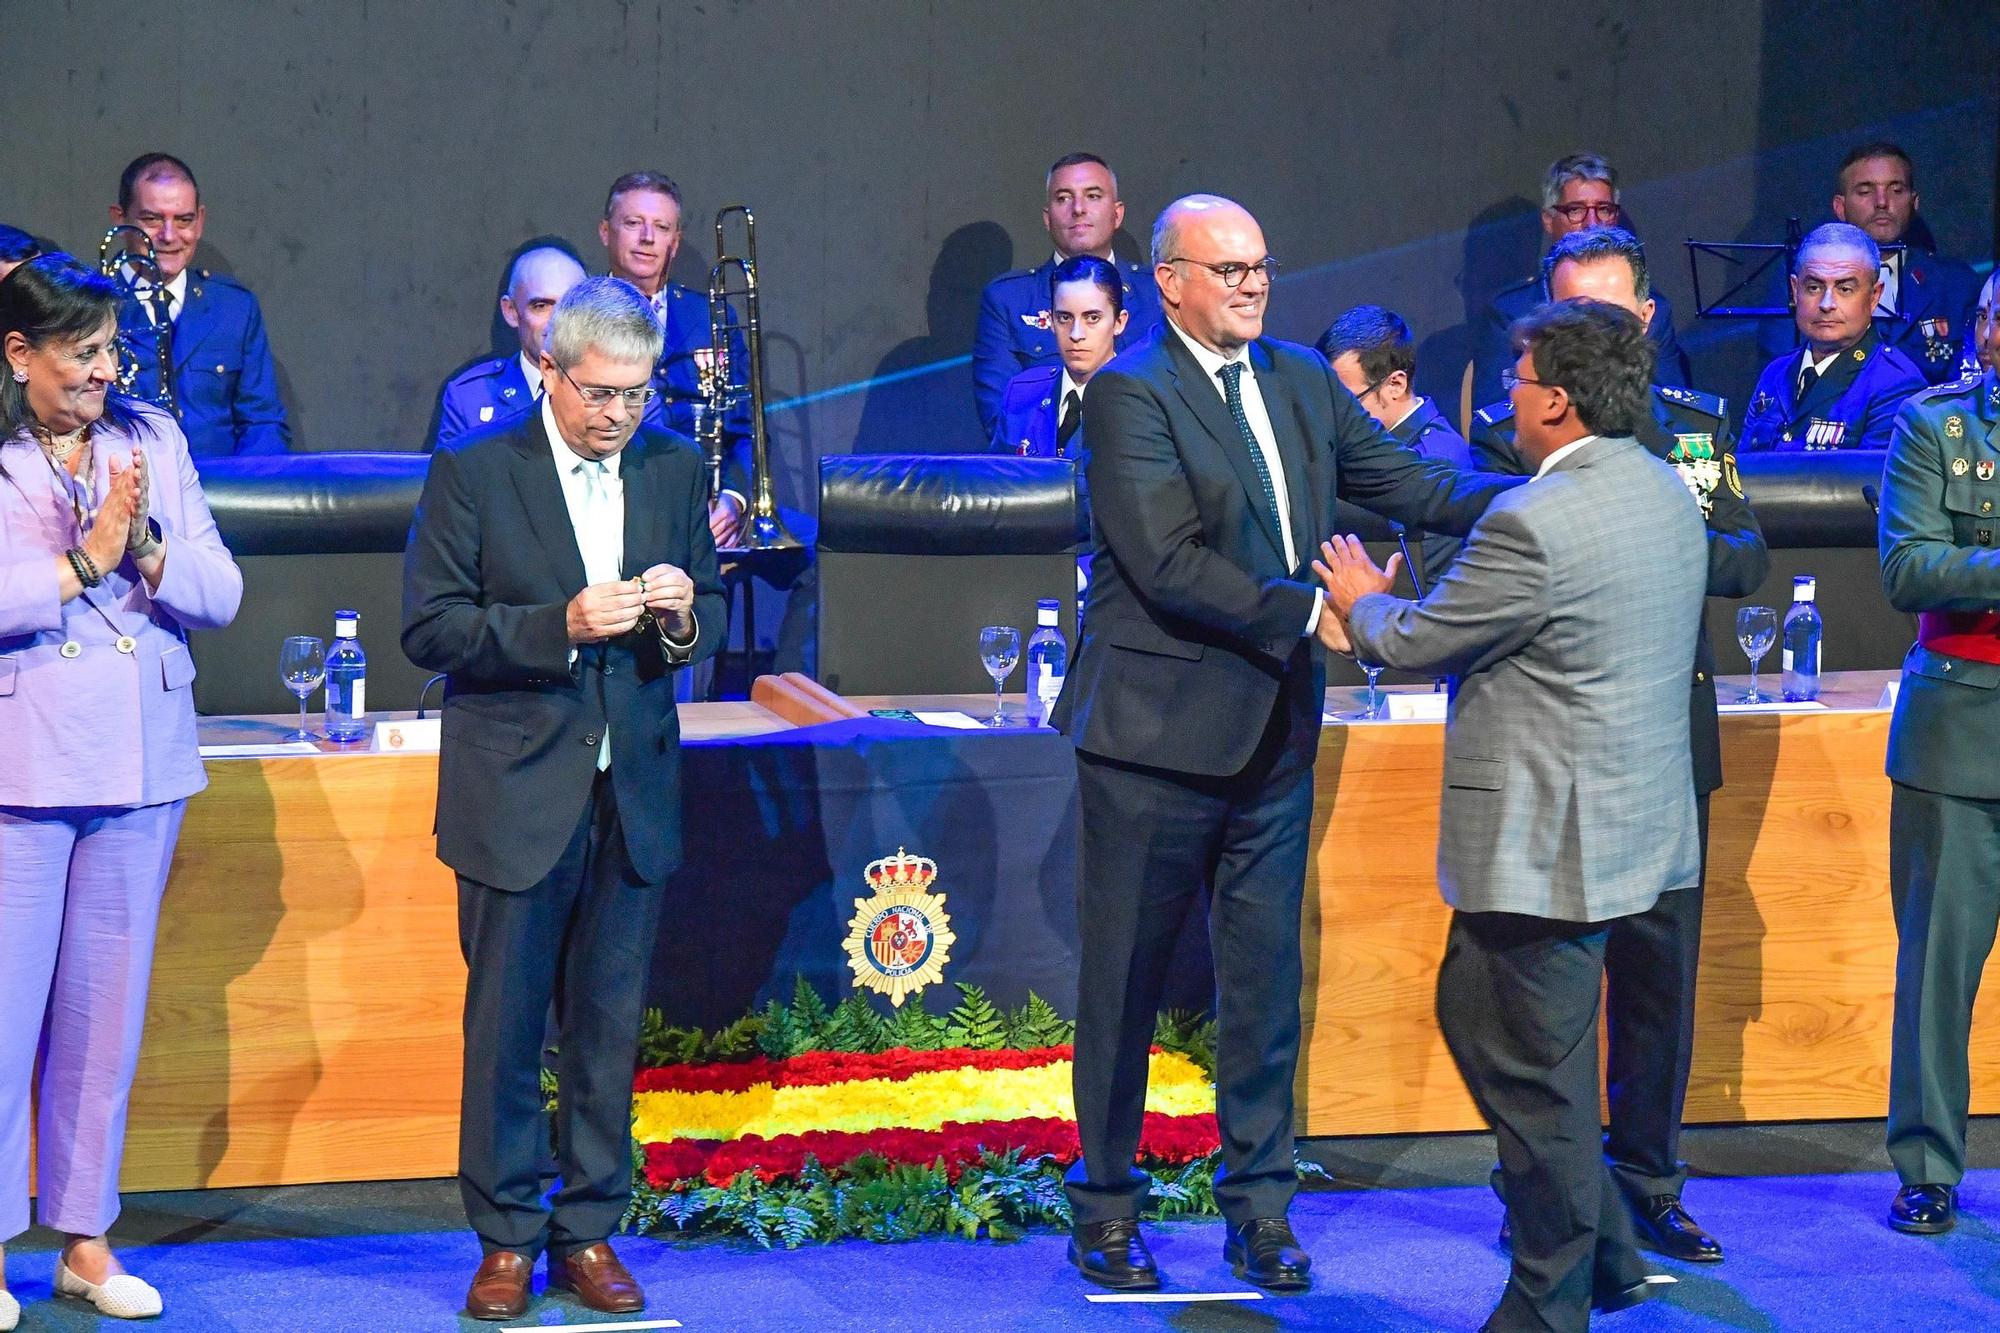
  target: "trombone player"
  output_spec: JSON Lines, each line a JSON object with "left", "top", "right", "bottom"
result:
{"left": 598, "top": 170, "right": 749, "bottom": 546}
{"left": 107, "top": 153, "right": 289, "bottom": 457}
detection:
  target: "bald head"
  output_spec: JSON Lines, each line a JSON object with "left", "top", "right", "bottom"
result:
{"left": 502, "top": 247, "right": 588, "bottom": 361}
{"left": 1151, "top": 195, "right": 1273, "bottom": 354}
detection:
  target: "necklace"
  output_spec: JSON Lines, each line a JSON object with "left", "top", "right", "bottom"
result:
{"left": 38, "top": 423, "right": 90, "bottom": 462}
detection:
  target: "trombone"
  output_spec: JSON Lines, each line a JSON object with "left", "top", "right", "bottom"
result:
{"left": 96, "top": 225, "right": 180, "bottom": 420}
{"left": 704, "top": 205, "right": 798, "bottom": 549}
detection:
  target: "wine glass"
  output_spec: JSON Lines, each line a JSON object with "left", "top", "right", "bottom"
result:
{"left": 279, "top": 635, "right": 325, "bottom": 742}
{"left": 1735, "top": 606, "right": 1777, "bottom": 704}
{"left": 1339, "top": 660, "right": 1387, "bottom": 720}
{"left": 979, "top": 625, "right": 1021, "bottom": 727}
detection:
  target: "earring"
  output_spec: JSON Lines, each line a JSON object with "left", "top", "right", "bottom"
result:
{"left": 9, "top": 370, "right": 23, "bottom": 383}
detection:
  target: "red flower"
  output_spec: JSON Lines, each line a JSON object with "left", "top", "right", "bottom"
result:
{"left": 634, "top": 1045, "right": 1077, "bottom": 1094}
{"left": 641, "top": 1112, "right": 1219, "bottom": 1189}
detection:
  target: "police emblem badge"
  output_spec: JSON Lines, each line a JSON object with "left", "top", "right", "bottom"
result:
{"left": 1981, "top": 460, "right": 1996, "bottom": 482}
{"left": 1668, "top": 433, "right": 1721, "bottom": 517}
{"left": 1020, "top": 310, "right": 1052, "bottom": 331}
{"left": 1952, "top": 457, "right": 1971, "bottom": 476}
{"left": 842, "top": 847, "right": 956, "bottom": 1007}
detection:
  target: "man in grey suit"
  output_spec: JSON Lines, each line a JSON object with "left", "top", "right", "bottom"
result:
{"left": 1317, "top": 299, "right": 1709, "bottom": 1331}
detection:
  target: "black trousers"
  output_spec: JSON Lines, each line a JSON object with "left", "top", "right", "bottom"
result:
{"left": 1067, "top": 691, "right": 1317, "bottom": 1228}
{"left": 1441, "top": 910, "right": 1649, "bottom": 1333}
{"left": 1602, "top": 793, "right": 1709, "bottom": 1201}
{"left": 457, "top": 767, "right": 665, "bottom": 1258}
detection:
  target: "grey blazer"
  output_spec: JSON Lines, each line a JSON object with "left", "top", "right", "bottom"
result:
{"left": 1347, "top": 435, "right": 1710, "bottom": 922}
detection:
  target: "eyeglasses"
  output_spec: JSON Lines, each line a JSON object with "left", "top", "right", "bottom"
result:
{"left": 1549, "top": 202, "right": 1622, "bottom": 225}
{"left": 1500, "top": 369, "right": 1554, "bottom": 392}
{"left": 557, "top": 364, "right": 656, "bottom": 411}
{"left": 1167, "top": 256, "right": 1280, "bottom": 289}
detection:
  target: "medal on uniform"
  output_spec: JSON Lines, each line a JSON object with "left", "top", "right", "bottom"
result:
{"left": 1021, "top": 310, "right": 1051, "bottom": 330}
{"left": 1952, "top": 457, "right": 1970, "bottom": 476}
{"left": 1668, "top": 433, "right": 1720, "bottom": 517}
{"left": 1981, "top": 461, "right": 1996, "bottom": 481}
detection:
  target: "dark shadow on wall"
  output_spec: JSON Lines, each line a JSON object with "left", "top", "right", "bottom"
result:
{"left": 1412, "top": 197, "right": 1538, "bottom": 432}
{"left": 852, "top": 221, "right": 1012, "bottom": 455}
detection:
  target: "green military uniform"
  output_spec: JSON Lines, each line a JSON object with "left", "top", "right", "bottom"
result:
{"left": 1880, "top": 366, "right": 2000, "bottom": 1192}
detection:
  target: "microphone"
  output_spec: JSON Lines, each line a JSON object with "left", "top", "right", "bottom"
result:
{"left": 1392, "top": 524, "right": 1428, "bottom": 600}
{"left": 1862, "top": 483, "right": 1880, "bottom": 515}
{"left": 416, "top": 673, "right": 447, "bottom": 719}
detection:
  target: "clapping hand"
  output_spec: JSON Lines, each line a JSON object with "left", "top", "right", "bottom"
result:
{"left": 82, "top": 454, "right": 140, "bottom": 576}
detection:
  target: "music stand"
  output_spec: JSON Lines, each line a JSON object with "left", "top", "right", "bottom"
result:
{"left": 1685, "top": 217, "right": 1905, "bottom": 322}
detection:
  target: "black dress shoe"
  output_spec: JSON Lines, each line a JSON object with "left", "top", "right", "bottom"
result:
{"left": 1069, "top": 1218, "right": 1160, "bottom": 1291}
{"left": 1593, "top": 1273, "right": 1677, "bottom": 1313}
{"left": 1632, "top": 1194, "right": 1724, "bottom": 1262}
{"left": 1889, "top": 1184, "right": 1958, "bottom": 1235}
{"left": 1224, "top": 1217, "right": 1312, "bottom": 1291}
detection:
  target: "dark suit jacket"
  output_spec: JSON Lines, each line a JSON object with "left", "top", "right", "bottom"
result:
{"left": 1468, "top": 384, "right": 1769, "bottom": 794}
{"left": 1051, "top": 325, "right": 1515, "bottom": 777}
{"left": 401, "top": 418, "right": 725, "bottom": 892}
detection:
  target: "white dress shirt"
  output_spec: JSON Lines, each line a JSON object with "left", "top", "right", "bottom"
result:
{"left": 1533, "top": 434, "right": 1599, "bottom": 480}
{"left": 1166, "top": 319, "right": 1322, "bottom": 636}
{"left": 545, "top": 398, "right": 623, "bottom": 770}
{"left": 519, "top": 351, "right": 545, "bottom": 400}
{"left": 131, "top": 267, "right": 189, "bottom": 326}
{"left": 1877, "top": 249, "right": 1901, "bottom": 317}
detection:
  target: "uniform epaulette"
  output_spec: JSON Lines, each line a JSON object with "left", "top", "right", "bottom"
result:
{"left": 1911, "top": 371, "right": 1984, "bottom": 403}
{"left": 1654, "top": 384, "right": 1725, "bottom": 419}
{"left": 1472, "top": 400, "right": 1513, "bottom": 430}
{"left": 445, "top": 356, "right": 508, "bottom": 388}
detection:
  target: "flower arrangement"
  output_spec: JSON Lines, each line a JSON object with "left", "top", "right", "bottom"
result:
{"left": 616, "top": 979, "right": 1275, "bottom": 1247}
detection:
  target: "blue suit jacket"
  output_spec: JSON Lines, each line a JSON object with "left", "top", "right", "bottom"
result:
{"left": 118, "top": 270, "right": 289, "bottom": 456}
{"left": 972, "top": 256, "right": 1161, "bottom": 436}
{"left": 1471, "top": 274, "right": 1688, "bottom": 413}
{"left": 987, "top": 363, "right": 1077, "bottom": 458}
{"left": 1877, "top": 250, "right": 1982, "bottom": 385}
{"left": 432, "top": 355, "right": 535, "bottom": 450}
{"left": 1741, "top": 326, "right": 1926, "bottom": 451}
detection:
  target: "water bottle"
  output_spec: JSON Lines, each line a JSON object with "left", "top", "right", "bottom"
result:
{"left": 1025, "top": 598, "right": 1068, "bottom": 727}
{"left": 1781, "top": 576, "right": 1822, "bottom": 702}
{"left": 324, "top": 609, "right": 369, "bottom": 742}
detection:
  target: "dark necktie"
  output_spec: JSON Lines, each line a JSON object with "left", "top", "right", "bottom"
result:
{"left": 1798, "top": 357, "right": 1821, "bottom": 400}
{"left": 1217, "top": 362, "right": 1285, "bottom": 541}
{"left": 1056, "top": 389, "right": 1081, "bottom": 453}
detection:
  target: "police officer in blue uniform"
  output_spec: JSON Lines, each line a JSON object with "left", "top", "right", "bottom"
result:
{"left": 1468, "top": 154, "right": 1690, "bottom": 415}
{"left": 109, "top": 153, "right": 289, "bottom": 456}
{"left": 1471, "top": 228, "right": 1769, "bottom": 1265}
{"left": 432, "top": 245, "right": 586, "bottom": 449}
{"left": 1743, "top": 223, "right": 1926, "bottom": 452}
{"left": 972, "top": 153, "right": 1162, "bottom": 439}
{"left": 1878, "top": 365, "right": 2000, "bottom": 1236}
{"left": 1317, "top": 303, "right": 1473, "bottom": 584}
{"left": 599, "top": 171, "right": 752, "bottom": 539}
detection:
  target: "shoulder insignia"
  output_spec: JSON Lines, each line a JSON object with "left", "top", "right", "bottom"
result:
{"left": 1655, "top": 383, "right": 1724, "bottom": 418}
{"left": 1472, "top": 401, "right": 1512, "bottom": 429}
{"left": 1912, "top": 372, "right": 1983, "bottom": 404}
{"left": 1722, "top": 452, "right": 1743, "bottom": 499}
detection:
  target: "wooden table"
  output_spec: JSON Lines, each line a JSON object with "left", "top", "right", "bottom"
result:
{"left": 105, "top": 673, "right": 1990, "bottom": 1192}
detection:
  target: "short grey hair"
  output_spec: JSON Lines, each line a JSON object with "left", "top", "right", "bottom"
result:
{"left": 1150, "top": 192, "right": 1242, "bottom": 269}
{"left": 1794, "top": 221, "right": 1881, "bottom": 275}
{"left": 544, "top": 276, "right": 663, "bottom": 369}
{"left": 1541, "top": 152, "right": 1619, "bottom": 210}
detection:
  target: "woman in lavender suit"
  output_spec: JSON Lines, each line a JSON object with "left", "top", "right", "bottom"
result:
{"left": 0, "top": 256, "right": 241, "bottom": 1324}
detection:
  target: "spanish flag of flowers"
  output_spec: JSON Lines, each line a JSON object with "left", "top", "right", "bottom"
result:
{"left": 635, "top": 1044, "right": 1219, "bottom": 1188}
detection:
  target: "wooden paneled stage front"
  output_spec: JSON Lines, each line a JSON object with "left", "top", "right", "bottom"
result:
{"left": 105, "top": 672, "right": 1996, "bottom": 1193}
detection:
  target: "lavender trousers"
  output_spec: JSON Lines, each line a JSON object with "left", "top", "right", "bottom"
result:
{"left": 0, "top": 800, "right": 183, "bottom": 1242}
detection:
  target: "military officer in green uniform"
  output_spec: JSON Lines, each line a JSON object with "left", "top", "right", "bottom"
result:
{"left": 1472, "top": 227, "right": 1768, "bottom": 1263}
{"left": 1879, "top": 364, "right": 2000, "bottom": 1235}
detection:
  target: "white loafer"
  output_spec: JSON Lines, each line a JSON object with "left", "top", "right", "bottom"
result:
{"left": 0, "top": 1284, "right": 20, "bottom": 1331}
{"left": 53, "top": 1259, "right": 162, "bottom": 1319}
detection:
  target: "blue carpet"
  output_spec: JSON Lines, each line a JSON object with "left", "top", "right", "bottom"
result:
{"left": 4, "top": 1135, "right": 1997, "bottom": 1329}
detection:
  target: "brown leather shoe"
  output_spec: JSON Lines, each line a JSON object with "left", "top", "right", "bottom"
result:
{"left": 464, "top": 1250, "right": 532, "bottom": 1321}
{"left": 554, "top": 1241, "right": 644, "bottom": 1313}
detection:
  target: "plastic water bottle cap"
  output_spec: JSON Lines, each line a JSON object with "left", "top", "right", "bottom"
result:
{"left": 1036, "top": 599, "right": 1060, "bottom": 627}
{"left": 1791, "top": 577, "right": 1816, "bottom": 603}
{"left": 335, "top": 610, "right": 360, "bottom": 635}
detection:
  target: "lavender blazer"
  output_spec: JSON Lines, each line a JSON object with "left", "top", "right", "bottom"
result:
{"left": 0, "top": 406, "right": 243, "bottom": 808}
